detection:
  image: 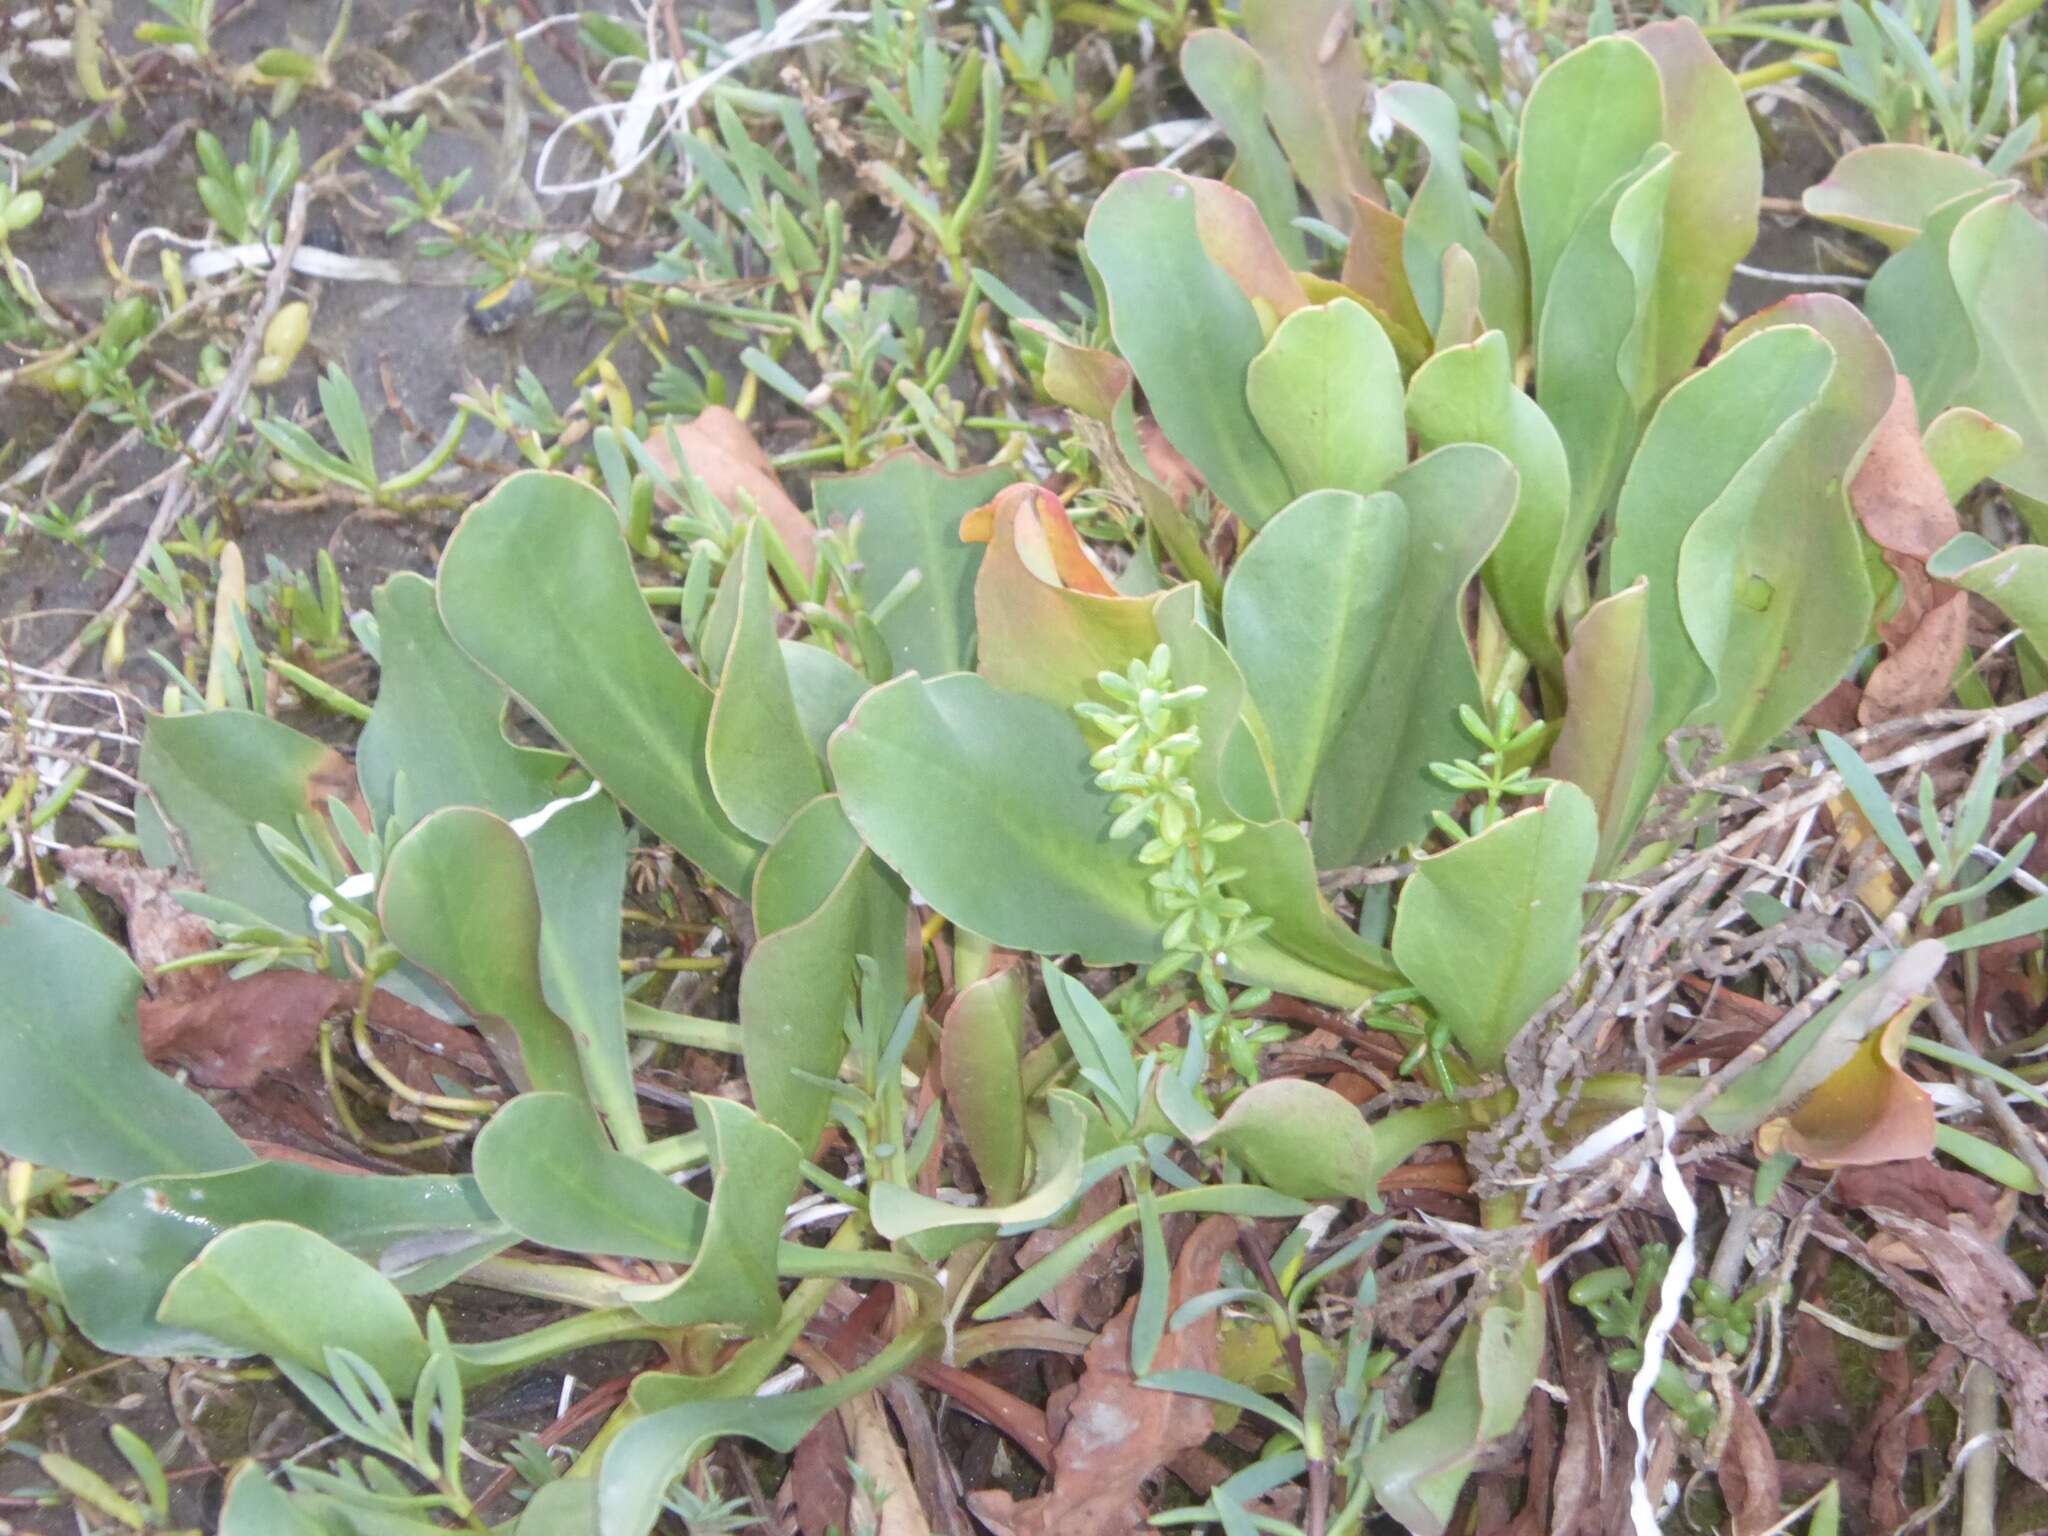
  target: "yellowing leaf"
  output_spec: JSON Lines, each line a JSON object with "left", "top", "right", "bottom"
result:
{"left": 1760, "top": 1003, "right": 1936, "bottom": 1169}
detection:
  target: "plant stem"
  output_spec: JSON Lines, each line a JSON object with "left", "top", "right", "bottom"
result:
{"left": 463, "top": 1255, "right": 632, "bottom": 1310}
{"left": 455, "top": 1307, "right": 670, "bottom": 1384}
{"left": 1960, "top": 1362, "right": 2001, "bottom": 1536}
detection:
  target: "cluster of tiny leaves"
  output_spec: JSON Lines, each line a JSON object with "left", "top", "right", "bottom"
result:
{"left": 1428, "top": 699, "right": 1552, "bottom": 842}
{"left": 1074, "top": 645, "right": 1272, "bottom": 980}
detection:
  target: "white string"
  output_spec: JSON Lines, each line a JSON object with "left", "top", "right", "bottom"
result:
{"left": 530, "top": 0, "right": 860, "bottom": 216}
{"left": 307, "top": 780, "right": 604, "bottom": 934}
{"left": 1552, "top": 1106, "right": 1698, "bottom": 1536}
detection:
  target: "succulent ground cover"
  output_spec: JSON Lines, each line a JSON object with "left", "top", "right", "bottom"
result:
{"left": 5, "top": 1, "right": 2048, "bottom": 1532}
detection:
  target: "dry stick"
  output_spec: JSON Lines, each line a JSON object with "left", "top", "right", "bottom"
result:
{"left": 39, "top": 184, "right": 312, "bottom": 677}
{"left": 1509, "top": 700, "right": 2048, "bottom": 1232}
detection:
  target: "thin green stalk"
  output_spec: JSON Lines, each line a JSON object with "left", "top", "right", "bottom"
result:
{"left": 1708, "top": 20, "right": 1842, "bottom": 49}
{"left": 920, "top": 273, "right": 983, "bottom": 394}
{"left": 1933, "top": 0, "right": 2042, "bottom": 65}
{"left": 377, "top": 407, "right": 473, "bottom": 496}
{"left": 1710, "top": 2, "right": 1835, "bottom": 21}
{"left": 456, "top": 1307, "right": 671, "bottom": 1384}
{"left": 638, "top": 1130, "right": 706, "bottom": 1173}
{"left": 942, "top": 58, "right": 1006, "bottom": 260}
{"left": 623, "top": 1000, "right": 743, "bottom": 1054}
{"left": 462, "top": 1255, "right": 632, "bottom": 1310}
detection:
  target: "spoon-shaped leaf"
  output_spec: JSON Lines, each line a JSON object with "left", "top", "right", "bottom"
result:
{"left": 36, "top": 1163, "right": 500, "bottom": 1357}
{"left": 437, "top": 470, "right": 757, "bottom": 893}
{"left": 0, "top": 891, "right": 247, "bottom": 1182}
{"left": 623, "top": 1097, "right": 801, "bottom": 1329}
{"left": 378, "top": 806, "right": 588, "bottom": 1100}
{"left": 1392, "top": 784, "right": 1598, "bottom": 1072}
{"left": 473, "top": 1093, "right": 707, "bottom": 1262}
{"left": 156, "top": 1221, "right": 428, "bottom": 1387}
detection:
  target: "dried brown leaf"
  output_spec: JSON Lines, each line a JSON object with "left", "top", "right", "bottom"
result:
{"left": 1823, "top": 1211, "right": 2048, "bottom": 1482}
{"left": 58, "top": 849, "right": 217, "bottom": 1000}
{"left": 1718, "top": 1393, "right": 1783, "bottom": 1536}
{"left": 842, "top": 1389, "right": 930, "bottom": 1536}
{"left": 1850, "top": 378, "right": 1966, "bottom": 725}
{"left": 969, "top": 1216, "right": 1238, "bottom": 1536}
{"left": 1011, "top": 1169, "right": 1128, "bottom": 1332}
{"left": 787, "top": 1407, "right": 853, "bottom": 1536}
{"left": 1861, "top": 590, "right": 1969, "bottom": 725}
{"left": 137, "top": 971, "right": 353, "bottom": 1089}
{"left": 1866, "top": 1344, "right": 1958, "bottom": 1531}
{"left": 646, "top": 406, "right": 817, "bottom": 576}
{"left": 1832, "top": 1160, "right": 2005, "bottom": 1235}
{"left": 1543, "top": 1302, "right": 1614, "bottom": 1536}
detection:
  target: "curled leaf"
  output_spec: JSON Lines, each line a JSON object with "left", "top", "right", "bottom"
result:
{"left": 1759, "top": 1002, "right": 1936, "bottom": 1169}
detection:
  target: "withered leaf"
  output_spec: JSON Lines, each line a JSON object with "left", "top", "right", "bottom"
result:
{"left": 138, "top": 971, "right": 353, "bottom": 1089}
{"left": 645, "top": 406, "right": 817, "bottom": 576}
{"left": 1849, "top": 379, "right": 1966, "bottom": 725}
{"left": 1718, "top": 1393, "right": 1783, "bottom": 1536}
{"left": 970, "top": 1215, "right": 1238, "bottom": 1536}
{"left": 1823, "top": 1211, "right": 2048, "bottom": 1483}
{"left": 58, "top": 848, "right": 216, "bottom": 1001}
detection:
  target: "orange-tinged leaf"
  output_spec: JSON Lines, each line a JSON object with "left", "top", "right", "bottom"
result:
{"left": 1761, "top": 1002, "right": 1936, "bottom": 1168}
{"left": 971, "top": 486, "right": 1160, "bottom": 712}
{"left": 1189, "top": 176, "right": 1308, "bottom": 320}
{"left": 1341, "top": 195, "right": 1429, "bottom": 344}
{"left": 1021, "top": 321, "right": 1135, "bottom": 422}
{"left": 972, "top": 484, "right": 1119, "bottom": 596}
{"left": 646, "top": 407, "right": 817, "bottom": 577}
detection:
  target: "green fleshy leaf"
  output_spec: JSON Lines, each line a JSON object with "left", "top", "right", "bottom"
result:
{"left": 1533, "top": 143, "right": 1674, "bottom": 534}
{"left": 1948, "top": 193, "right": 2048, "bottom": 503}
{"left": 1634, "top": 18, "right": 1762, "bottom": 391}
{"left": 1359, "top": 1266, "right": 1545, "bottom": 1535}
{"left": 940, "top": 966, "right": 1031, "bottom": 1204}
{"left": 1086, "top": 169, "right": 1295, "bottom": 529}
{"left": 811, "top": 450, "right": 1017, "bottom": 678}
{"left": 437, "top": 471, "right": 758, "bottom": 892}
{"left": 1294, "top": 447, "right": 1516, "bottom": 865}
{"left": 623, "top": 1097, "right": 801, "bottom": 1328}
{"left": 1607, "top": 322, "right": 1837, "bottom": 756}
{"left": 1392, "top": 784, "right": 1598, "bottom": 1071}
{"left": 139, "top": 711, "right": 352, "bottom": 934}
{"left": 1549, "top": 581, "right": 1658, "bottom": 874}
{"left": 1516, "top": 34, "right": 1664, "bottom": 326}
{"left": 1379, "top": 82, "right": 1522, "bottom": 352}
{"left": 1407, "top": 329, "right": 1574, "bottom": 688}
{"left": 0, "top": 892, "right": 248, "bottom": 1182}
{"left": 156, "top": 1222, "right": 429, "bottom": 1387}
{"left": 707, "top": 523, "right": 827, "bottom": 841}
{"left": 1802, "top": 142, "right": 1997, "bottom": 249}
{"left": 1245, "top": 298, "right": 1407, "bottom": 499}
{"left": 378, "top": 807, "right": 589, "bottom": 1099}
{"left": 359, "top": 572, "right": 641, "bottom": 1147}
{"left": 36, "top": 1164, "right": 501, "bottom": 1357}
{"left": 1179, "top": 28, "right": 1307, "bottom": 263}
{"left": 741, "top": 795, "right": 907, "bottom": 1151}
{"left": 1927, "top": 533, "right": 2048, "bottom": 657}
{"left": 871, "top": 1091, "right": 1108, "bottom": 1239}
{"left": 1687, "top": 298, "right": 1891, "bottom": 754}
{"left": 1201, "top": 1077, "right": 1381, "bottom": 1204}
{"left": 473, "top": 1093, "right": 707, "bottom": 1262}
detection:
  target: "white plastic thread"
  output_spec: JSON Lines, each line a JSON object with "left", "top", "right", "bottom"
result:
{"left": 1551, "top": 1106, "right": 1698, "bottom": 1536}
